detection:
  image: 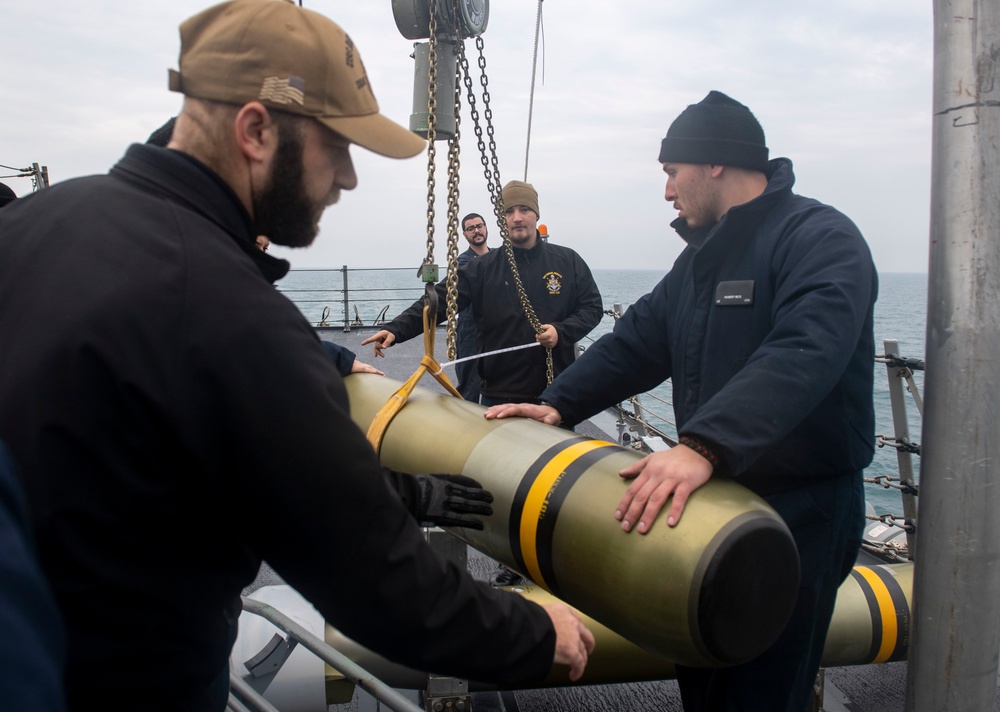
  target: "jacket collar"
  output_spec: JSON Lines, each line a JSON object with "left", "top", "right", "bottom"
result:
{"left": 672, "top": 157, "right": 796, "bottom": 250}
{"left": 111, "top": 144, "right": 290, "bottom": 283}
{"left": 511, "top": 237, "right": 546, "bottom": 258}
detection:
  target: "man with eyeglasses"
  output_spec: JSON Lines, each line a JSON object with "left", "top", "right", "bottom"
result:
{"left": 455, "top": 212, "right": 491, "bottom": 401}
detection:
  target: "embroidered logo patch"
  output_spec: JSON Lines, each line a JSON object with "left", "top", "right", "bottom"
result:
{"left": 258, "top": 75, "right": 306, "bottom": 106}
{"left": 346, "top": 35, "right": 371, "bottom": 93}
{"left": 544, "top": 271, "right": 563, "bottom": 295}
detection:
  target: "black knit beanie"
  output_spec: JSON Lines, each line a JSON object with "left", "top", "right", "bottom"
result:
{"left": 658, "top": 91, "right": 769, "bottom": 172}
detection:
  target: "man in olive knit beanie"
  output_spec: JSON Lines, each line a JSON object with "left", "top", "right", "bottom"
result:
{"left": 364, "top": 178, "right": 603, "bottom": 411}
{"left": 486, "top": 90, "right": 877, "bottom": 712}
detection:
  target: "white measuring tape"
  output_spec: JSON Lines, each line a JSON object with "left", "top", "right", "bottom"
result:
{"left": 434, "top": 341, "right": 541, "bottom": 373}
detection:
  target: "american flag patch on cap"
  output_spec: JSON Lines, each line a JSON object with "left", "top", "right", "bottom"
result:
{"left": 258, "top": 75, "right": 306, "bottom": 106}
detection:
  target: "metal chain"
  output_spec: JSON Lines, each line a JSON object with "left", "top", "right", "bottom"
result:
{"left": 860, "top": 540, "right": 909, "bottom": 561}
{"left": 860, "top": 511, "right": 914, "bottom": 561}
{"left": 421, "top": 0, "right": 440, "bottom": 317}
{"left": 863, "top": 472, "right": 920, "bottom": 496}
{"left": 458, "top": 36, "right": 554, "bottom": 384}
{"left": 874, "top": 434, "right": 922, "bottom": 456}
{"left": 442, "top": 1, "right": 463, "bottom": 361}
{"left": 876, "top": 353, "right": 925, "bottom": 372}
{"left": 864, "top": 511, "right": 916, "bottom": 532}
{"left": 456, "top": 39, "right": 498, "bottom": 228}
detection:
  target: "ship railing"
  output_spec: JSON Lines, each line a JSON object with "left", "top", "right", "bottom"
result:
{"left": 281, "top": 269, "right": 684, "bottom": 447}
{"left": 864, "top": 338, "right": 922, "bottom": 561}
{"left": 280, "top": 269, "right": 684, "bottom": 447}
{"left": 582, "top": 303, "right": 679, "bottom": 451}
{"left": 278, "top": 266, "right": 424, "bottom": 331}
{"left": 228, "top": 596, "right": 423, "bottom": 712}
{"left": 611, "top": 389, "right": 678, "bottom": 451}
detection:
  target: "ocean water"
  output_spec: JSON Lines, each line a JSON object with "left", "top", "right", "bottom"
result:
{"left": 278, "top": 268, "right": 926, "bottom": 517}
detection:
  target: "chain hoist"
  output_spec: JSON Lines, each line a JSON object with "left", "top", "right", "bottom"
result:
{"left": 441, "top": 0, "right": 465, "bottom": 361}
{"left": 417, "top": 0, "right": 466, "bottom": 363}
{"left": 394, "top": 0, "right": 552, "bottom": 385}
{"left": 457, "top": 35, "right": 554, "bottom": 384}
{"left": 420, "top": 0, "right": 440, "bottom": 309}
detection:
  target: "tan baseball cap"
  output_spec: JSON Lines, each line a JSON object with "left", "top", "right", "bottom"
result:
{"left": 168, "top": 0, "right": 426, "bottom": 159}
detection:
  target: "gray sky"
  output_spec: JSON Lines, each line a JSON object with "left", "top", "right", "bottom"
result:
{"left": 2, "top": 1, "right": 932, "bottom": 274}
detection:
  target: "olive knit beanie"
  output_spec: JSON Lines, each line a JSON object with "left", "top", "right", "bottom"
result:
{"left": 501, "top": 180, "right": 539, "bottom": 217}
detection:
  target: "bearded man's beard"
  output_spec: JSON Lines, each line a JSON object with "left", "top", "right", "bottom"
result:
{"left": 252, "top": 122, "right": 323, "bottom": 248}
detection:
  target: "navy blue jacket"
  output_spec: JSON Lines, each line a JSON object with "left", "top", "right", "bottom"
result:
{"left": 455, "top": 245, "right": 487, "bottom": 359}
{"left": 544, "top": 159, "right": 877, "bottom": 494}
{"left": 0, "top": 442, "right": 66, "bottom": 712}
{"left": 320, "top": 339, "right": 357, "bottom": 376}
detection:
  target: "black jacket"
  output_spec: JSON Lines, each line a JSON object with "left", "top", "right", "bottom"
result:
{"left": 543, "top": 159, "right": 878, "bottom": 494}
{"left": 387, "top": 240, "right": 603, "bottom": 401}
{"left": 455, "top": 245, "right": 486, "bottom": 358}
{"left": 0, "top": 145, "right": 554, "bottom": 710}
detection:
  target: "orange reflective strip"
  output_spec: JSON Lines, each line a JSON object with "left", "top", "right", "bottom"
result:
{"left": 856, "top": 565, "right": 898, "bottom": 663}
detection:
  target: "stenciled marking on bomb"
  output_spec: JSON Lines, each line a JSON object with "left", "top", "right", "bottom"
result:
{"left": 509, "top": 437, "right": 618, "bottom": 595}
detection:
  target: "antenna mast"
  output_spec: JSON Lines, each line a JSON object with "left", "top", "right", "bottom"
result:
{"left": 523, "top": 0, "right": 544, "bottom": 181}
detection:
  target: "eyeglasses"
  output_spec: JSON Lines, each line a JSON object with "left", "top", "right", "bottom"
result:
{"left": 463, "top": 223, "right": 486, "bottom": 233}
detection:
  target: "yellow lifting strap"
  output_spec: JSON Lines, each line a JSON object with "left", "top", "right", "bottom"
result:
{"left": 366, "top": 302, "right": 462, "bottom": 455}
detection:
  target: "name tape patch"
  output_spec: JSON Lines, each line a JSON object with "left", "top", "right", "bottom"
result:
{"left": 715, "top": 280, "right": 754, "bottom": 306}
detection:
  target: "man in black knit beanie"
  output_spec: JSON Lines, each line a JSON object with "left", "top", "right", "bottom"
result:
{"left": 487, "top": 90, "right": 877, "bottom": 711}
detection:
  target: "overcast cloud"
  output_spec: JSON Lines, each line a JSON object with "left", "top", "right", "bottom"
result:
{"left": 1, "top": 1, "right": 932, "bottom": 274}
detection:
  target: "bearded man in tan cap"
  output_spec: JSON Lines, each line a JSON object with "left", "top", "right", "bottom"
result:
{"left": 365, "top": 179, "right": 603, "bottom": 408}
{"left": 0, "top": 2, "right": 594, "bottom": 709}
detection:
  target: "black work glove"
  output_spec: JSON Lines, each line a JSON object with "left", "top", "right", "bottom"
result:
{"left": 384, "top": 470, "right": 494, "bottom": 529}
